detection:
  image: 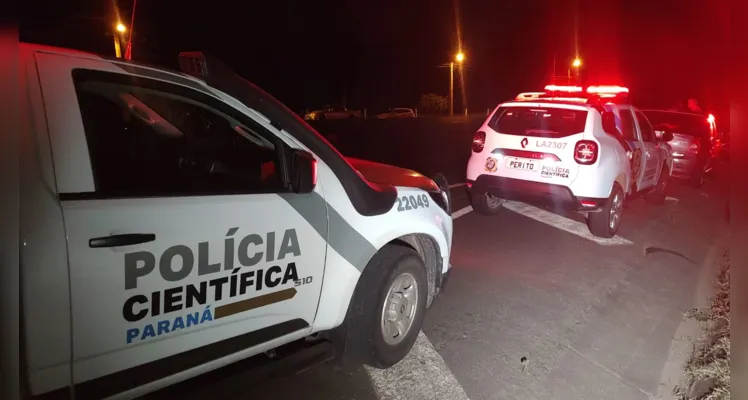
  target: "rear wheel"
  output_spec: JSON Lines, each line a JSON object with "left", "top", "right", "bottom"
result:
{"left": 646, "top": 165, "right": 668, "bottom": 205}
{"left": 470, "top": 191, "right": 504, "bottom": 215}
{"left": 587, "top": 183, "right": 624, "bottom": 238}
{"left": 344, "top": 245, "right": 428, "bottom": 368}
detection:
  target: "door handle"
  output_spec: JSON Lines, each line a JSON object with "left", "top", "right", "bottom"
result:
{"left": 89, "top": 233, "right": 156, "bottom": 248}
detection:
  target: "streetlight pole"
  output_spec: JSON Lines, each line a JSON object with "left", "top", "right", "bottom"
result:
{"left": 570, "top": 57, "right": 582, "bottom": 83}
{"left": 449, "top": 61, "right": 454, "bottom": 117}
{"left": 114, "top": 22, "right": 127, "bottom": 58}
{"left": 450, "top": 52, "right": 465, "bottom": 117}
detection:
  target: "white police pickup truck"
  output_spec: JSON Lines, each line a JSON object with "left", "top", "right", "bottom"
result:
{"left": 18, "top": 43, "right": 453, "bottom": 399}
{"left": 467, "top": 84, "right": 673, "bottom": 238}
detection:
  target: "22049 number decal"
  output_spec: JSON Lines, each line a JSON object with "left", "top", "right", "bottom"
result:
{"left": 396, "top": 194, "right": 430, "bottom": 212}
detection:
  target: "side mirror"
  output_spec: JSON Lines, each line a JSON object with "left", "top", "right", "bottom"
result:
{"left": 291, "top": 150, "right": 317, "bottom": 194}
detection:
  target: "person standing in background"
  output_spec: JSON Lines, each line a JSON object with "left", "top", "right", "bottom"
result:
{"left": 687, "top": 98, "right": 704, "bottom": 114}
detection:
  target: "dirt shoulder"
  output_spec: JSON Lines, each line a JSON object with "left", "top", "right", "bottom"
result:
{"left": 656, "top": 240, "right": 729, "bottom": 400}
{"left": 675, "top": 247, "right": 730, "bottom": 399}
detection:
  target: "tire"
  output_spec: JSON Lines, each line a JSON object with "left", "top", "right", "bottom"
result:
{"left": 344, "top": 244, "right": 428, "bottom": 368}
{"left": 587, "top": 183, "right": 624, "bottom": 238}
{"left": 470, "top": 190, "right": 503, "bottom": 215}
{"left": 646, "top": 165, "right": 668, "bottom": 205}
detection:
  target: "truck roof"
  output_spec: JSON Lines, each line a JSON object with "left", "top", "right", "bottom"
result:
{"left": 19, "top": 42, "right": 205, "bottom": 87}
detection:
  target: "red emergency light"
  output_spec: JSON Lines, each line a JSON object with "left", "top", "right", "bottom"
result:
{"left": 707, "top": 113, "right": 716, "bottom": 124}
{"left": 544, "top": 85, "right": 584, "bottom": 93}
{"left": 586, "top": 85, "right": 629, "bottom": 95}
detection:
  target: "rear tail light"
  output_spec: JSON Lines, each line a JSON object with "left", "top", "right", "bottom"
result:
{"left": 574, "top": 140, "right": 598, "bottom": 165}
{"left": 472, "top": 131, "right": 486, "bottom": 153}
{"left": 688, "top": 142, "right": 700, "bottom": 155}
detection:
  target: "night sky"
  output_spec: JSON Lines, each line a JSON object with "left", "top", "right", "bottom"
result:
{"left": 21, "top": 0, "right": 729, "bottom": 118}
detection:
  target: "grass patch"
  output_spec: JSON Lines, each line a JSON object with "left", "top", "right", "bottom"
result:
{"left": 676, "top": 248, "right": 730, "bottom": 400}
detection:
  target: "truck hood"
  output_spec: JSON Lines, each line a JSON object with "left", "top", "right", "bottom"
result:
{"left": 346, "top": 157, "right": 440, "bottom": 192}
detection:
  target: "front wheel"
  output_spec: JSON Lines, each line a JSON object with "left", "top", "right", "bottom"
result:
{"left": 344, "top": 244, "right": 428, "bottom": 368}
{"left": 587, "top": 183, "right": 624, "bottom": 238}
{"left": 646, "top": 166, "right": 668, "bottom": 205}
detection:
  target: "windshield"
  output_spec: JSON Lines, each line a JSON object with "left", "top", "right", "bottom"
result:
{"left": 488, "top": 106, "right": 589, "bottom": 138}
{"left": 642, "top": 111, "right": 711, "bottom": 138}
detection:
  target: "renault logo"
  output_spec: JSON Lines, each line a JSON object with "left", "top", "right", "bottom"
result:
{"left": 520, "top": 138, "right": 529, "bottom": 148}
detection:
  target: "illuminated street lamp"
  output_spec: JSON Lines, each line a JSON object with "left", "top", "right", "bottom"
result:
{"left": 450, "top": 52, "right": 465, "bottom": 117}
{"left": 113, "top": 22, "right": 127, "bottom": 58}
{"left": 568, "top": 57, "right": 582, "bottom": 82}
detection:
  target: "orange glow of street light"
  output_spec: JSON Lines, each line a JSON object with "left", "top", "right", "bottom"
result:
{"left": 456, "top": 52, "right": 465, "bottom": 63}
{"left": 572, "top": 58, "right": 582, "bottom": 68}
{"left": 116, "top": 23, "right": 127, "bottom": 33}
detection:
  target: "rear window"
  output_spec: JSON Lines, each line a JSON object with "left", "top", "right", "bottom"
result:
{"left": 642, "top": 111, "right": 710, "bottom": 138}
{"left": 488, "top": 106, "right": 589, "bottom": 138}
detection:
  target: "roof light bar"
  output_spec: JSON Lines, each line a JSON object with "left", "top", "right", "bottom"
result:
{"left": 544, "top": 85, "right": 584, "bottom": 93}
{"left": 586, "top": 85, "right": 629, "bottom": 95}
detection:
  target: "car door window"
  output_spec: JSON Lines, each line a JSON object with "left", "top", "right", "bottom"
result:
{"left": 635, "top": 112, "right": 656, "bottom": 142}
{"left": 619, "top": 109, "right": 638, "bottom": 141}
{"left": 71, "top": 69, "right": 286, "bottom": 198}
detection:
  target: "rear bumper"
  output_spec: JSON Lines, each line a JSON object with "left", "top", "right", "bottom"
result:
{"left": 671, "top": 156, "right": 701, "bottom": 178}
{"left": 468, "top": 175, "right": 609, "bottom": 212}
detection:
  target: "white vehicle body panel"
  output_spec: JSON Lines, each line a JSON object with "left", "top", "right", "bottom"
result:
{"left": 467, "top": 99, "right": 670, "bottom": 204}
{"left": 19, "top": 43, "right": 452, "bottom": 398}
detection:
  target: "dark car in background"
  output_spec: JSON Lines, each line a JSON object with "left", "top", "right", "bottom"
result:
{"left": 642, "top": 110, "right": 716, "bottom": 187}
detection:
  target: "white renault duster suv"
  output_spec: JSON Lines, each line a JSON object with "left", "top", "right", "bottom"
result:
{"left": 17, "top": 43, "right": 453, "bottom": 399}
{"left": 466, "top": 85, "right": 673, "bottom": 238}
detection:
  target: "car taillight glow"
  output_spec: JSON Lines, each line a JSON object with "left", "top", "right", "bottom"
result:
{"left": 707, "top": 114, "right": 716, "bottom": 124}
{"left": 472, "top": 131, "right": 486, "bottom": 152}
{"left": 312, "top": 158, "right": 318, "bottom": 185}
{"left": 574, "top": 140, "right": 598, "bottom": 165}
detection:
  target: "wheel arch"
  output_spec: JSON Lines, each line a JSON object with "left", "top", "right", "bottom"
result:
{"left": 614, "top": 172, "right": 629, "bottom": 196}
{"left": 386, "top": 234, "right": 442, "bottom": 308}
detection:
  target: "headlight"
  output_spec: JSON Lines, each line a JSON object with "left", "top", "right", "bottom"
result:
{"left": 429, "top": 173, "right": 452, "bottom": 214}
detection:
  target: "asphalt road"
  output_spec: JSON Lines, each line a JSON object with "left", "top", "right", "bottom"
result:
{"left": 147, "top": 118, "right": 730, "bottom": 400}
